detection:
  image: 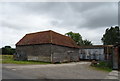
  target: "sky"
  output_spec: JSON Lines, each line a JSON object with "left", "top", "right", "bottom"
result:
{"left": 0, "top": 2, "right": 118, "bottom": 48}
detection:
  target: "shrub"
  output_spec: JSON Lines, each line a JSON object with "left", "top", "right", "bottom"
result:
{"left": 2, "top": 46, "right": 15, "bottom": 55}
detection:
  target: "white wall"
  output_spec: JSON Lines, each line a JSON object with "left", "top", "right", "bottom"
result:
{"left": 79, "top": 48, "right": 104, "bottom": 61}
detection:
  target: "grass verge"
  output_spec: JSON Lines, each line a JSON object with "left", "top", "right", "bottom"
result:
{"left": 0, "top": 55, "right": 51, "bottom": 64}
{"left": 90, "top": 61, "right": 112, "bottom": 72}
{"left": 90, "top": 66, "right": 112, "bottom": 72}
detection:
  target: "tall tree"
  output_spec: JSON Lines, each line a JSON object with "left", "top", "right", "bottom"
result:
{"left": 101, "top": 26, "right": 120, "bottom": 45}
{"left": 65, "top": 31, "right": 92, "bottom": 46}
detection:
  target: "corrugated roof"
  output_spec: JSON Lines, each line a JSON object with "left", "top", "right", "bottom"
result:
{"left": 79, "top": 45, "right": 113, "bottom": 48}
{"left": 16, "top": 30, "right": 79, "bottom": 48}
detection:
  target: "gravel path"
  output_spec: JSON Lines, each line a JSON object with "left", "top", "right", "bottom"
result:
{"left": 2, "top": 62, "right": 109, "bottom": 79}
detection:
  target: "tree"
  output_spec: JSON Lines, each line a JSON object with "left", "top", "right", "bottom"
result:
{"left": 101, "top": 26, "right": 120, "bottom": 45}
{"left": 83, "top": 39, "right": 93, "bottom": 46}
{"left": 2, "top": 46, "right": 15, "bottom": 55}
{"left": 65, "top": 31, "right": 83, "bottom": 45}
{"left": 65, "top": 31, "right": 92, "bottom": 46}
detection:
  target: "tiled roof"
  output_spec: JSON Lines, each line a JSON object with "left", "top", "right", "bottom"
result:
{"left": 16, "top": 30, "right": 79, "bottom": 48}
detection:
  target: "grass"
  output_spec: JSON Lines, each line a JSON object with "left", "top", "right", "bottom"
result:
{"left": 90, "top": 61, "right": 112, "bottom": 72}
{"left": 0, "top": 55, "right": 2, "bottom": 59}
{"left": 90, "top": 66, "right": 112, "bottom": 72}
{"left": 0, "top": 55, "right": 2, "bottom": 63}
{"left": 0, "top": 55, "right": 51, "bottom": 64}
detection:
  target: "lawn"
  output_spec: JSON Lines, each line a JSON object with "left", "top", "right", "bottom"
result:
{"left": 0, "top": 55, "right": 51, "bottom": 64}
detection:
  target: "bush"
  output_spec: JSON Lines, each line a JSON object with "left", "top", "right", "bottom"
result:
{"left": 1, "top": 46, "right": 15, "bottom": 55}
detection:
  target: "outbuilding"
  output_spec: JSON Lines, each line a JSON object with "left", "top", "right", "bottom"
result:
{"left": 15, "top": 30, "right": 79, "bottom": 63}
{"left": 79, "top": 45, "right": 113, "bottom": 61}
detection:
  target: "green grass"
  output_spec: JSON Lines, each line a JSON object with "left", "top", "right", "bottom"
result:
{"left": 0, "top": 55, "right": 1, "bottom": 58}
{"left": 90, "top": 66, "right": 112, "bottom": 72}
{"left": 90, "top": 61, "right": 112, "bottom": 72}
{"left": 2, "top": 55, "right": 13, "bottom": 59}
{"left": 0, "top": 55, "right": 2, "bottom": 63}
{"left": 0, "top": 55, "right": 51, "bottom": 64}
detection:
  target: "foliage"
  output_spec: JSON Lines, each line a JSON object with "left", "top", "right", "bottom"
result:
{"left": 101, "top": 26, "right": 120, "bottom": 45}
{"left": 2, "top": 46, "right": 15, "bottom": 55}
{"left": 91, "top": 61, "right": 112, "bottom": 72}
{"left": 95, "top": 61, "right": 112, "bottom": 68}
{"left": 65, "top": 31, "right": 83, "bottom": 45}
{"left": 83, "top": 39, "right": 93, "bottom": 46}
{"left": 65, "top": 31, "right": 92, "bottom": 46}
{"left": 91, "top": 66, "right": 112, "bottom": 72}
{"left": 1, "top": 55, "right": 51, "bottom": 64}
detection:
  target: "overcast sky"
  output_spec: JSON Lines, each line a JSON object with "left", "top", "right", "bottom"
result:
{"left": 0, "top": 2, "right": 118, "bottom": 48}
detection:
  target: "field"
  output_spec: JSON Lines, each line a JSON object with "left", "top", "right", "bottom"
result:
{"left": 0, "top": 55, "right": 51, "bottom": 64}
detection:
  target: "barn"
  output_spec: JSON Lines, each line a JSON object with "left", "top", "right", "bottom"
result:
{"left": 15, "top": 30, "right": 80, "bottom": 63}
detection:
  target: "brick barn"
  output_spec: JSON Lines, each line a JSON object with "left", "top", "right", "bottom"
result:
{"left": 15, "top": 30, "right": 79, "bottom": 63}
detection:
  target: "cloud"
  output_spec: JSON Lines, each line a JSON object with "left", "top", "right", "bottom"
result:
{"left": 79, "top": 2, "right": 118, "bottom": 28}
{"left": 0, "top": 2, "right": 118, "bottom": 47}
{"left": 1, "top": 2, "right": 118, "bottom": 29}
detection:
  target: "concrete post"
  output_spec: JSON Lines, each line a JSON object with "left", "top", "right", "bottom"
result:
{"left": 112, "top": 47, "right": 119, "bottom": 70}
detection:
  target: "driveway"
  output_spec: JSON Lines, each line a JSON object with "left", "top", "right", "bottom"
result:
{"left": 2, "top": 62, "right": 110, "bottom": 79}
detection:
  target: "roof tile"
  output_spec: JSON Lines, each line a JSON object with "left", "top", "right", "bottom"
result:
{"left": 16, "top": 30, "right": 79, "bottom": 48}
